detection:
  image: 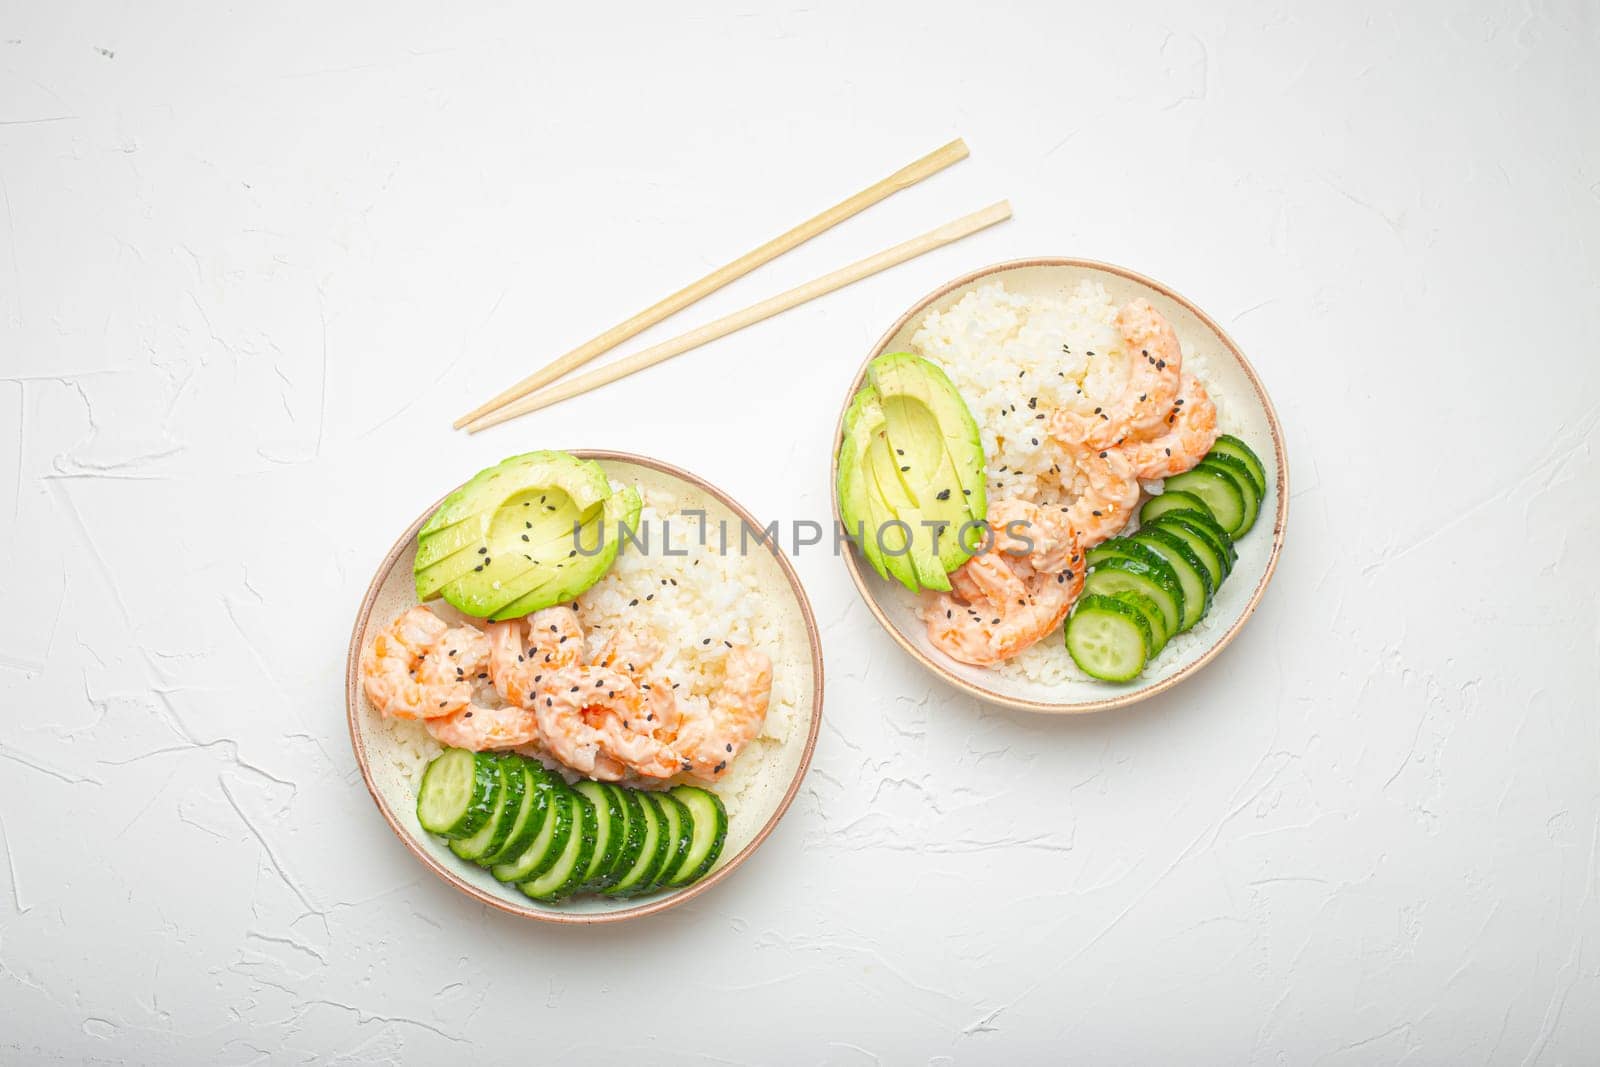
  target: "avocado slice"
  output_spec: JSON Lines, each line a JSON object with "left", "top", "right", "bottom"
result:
{"left": 488, "top": 483, "right": 642, "bottom": 620}
{"left": 867, "top": 352, "right": 987, "bottom": 520}
{"left": 836, "top": 387, "right": 893, "bottom": 582}
{"left": 413, "top": 452, "right": 632, "bottom": 620}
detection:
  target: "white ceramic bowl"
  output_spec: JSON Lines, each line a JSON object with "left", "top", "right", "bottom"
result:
{"left": 347, "top": 451, "right": 824, "bottom": 922}
{"left": 831, "top": 259, "right": 1288, "bottom": 714}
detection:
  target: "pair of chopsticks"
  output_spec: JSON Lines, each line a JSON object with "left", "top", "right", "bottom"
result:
{"left": 455, "top": 138, "right": 1008, "bottom": 432}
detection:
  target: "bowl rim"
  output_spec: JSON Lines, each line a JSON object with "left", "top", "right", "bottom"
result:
{"left": 829, "top": 256, "right": 1290, "bottom": 714}
{"left": 346, "top": 448, "right": 826, "bottom": 924}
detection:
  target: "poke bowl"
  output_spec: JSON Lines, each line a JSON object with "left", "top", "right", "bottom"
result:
{"left": 831, "top": 258, "right": 1287, "bottom": 714}
{"left": 347, "top": 450, "right": 823, "bottom": 923}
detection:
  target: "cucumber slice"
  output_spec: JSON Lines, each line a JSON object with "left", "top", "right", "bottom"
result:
{"left": 1150, "top": 509, "right": 1236, "bottom": 573}
{"left": 1084, "top": 555, "right": 1183, "bottom": 639}
{"left": 589, "top": 788, "right": 645, "bottom": 892}
{"left": 1130, "top": 529, "right": 1212, "bottom": 631}
{"left": 1145, "top": 515, "right": 1227, "bottom": 589}
{"left": 416, "top": 749, "right": 500, "bottom": 839}
{"left": 1066, "top": 594, "right": 1152, "bottom": 681}
{"left": 665, "top": 787, "right": 728, "bottom": 888}
{"left": 1162, "top": 467, "right": 1246, "bottom": 536}
{"left": 490, "top": 772, "right": 573, "bottom": 883}
{"left": 647, "top": 793, "right": 694, "bottom": 892}
{"left": 480, "top": 761, "right": 549, "bottom": 866}
{"left": 520, "top": 790, "right": 596, "bottom": 902}
{"left": 1139, "top": 490, "right": 1213, "bottom": 527}
{"left": 603, "top": 791, "right": 670, "bottom": 898}
{"left": 447, "top": 755, "right": 523, "bottom": 862}
{"left": 1208, "top": 434, "right": 1266, "bottom": 497}
{"left": 1110, "top": 589, "right": 1169, "bottom": 653}
{"left": 1196, "top": 456, "right": 1260, "bottom": 537}
{"left": 572, "top": 781, "right": 625, "bottom": 891}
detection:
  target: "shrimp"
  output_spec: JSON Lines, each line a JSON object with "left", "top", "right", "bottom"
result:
{"left": 1048, "top": 298, "right": 1183, "bottom": 449}
{"left": 926, "top": 558, "right": 1085, "bottom": 666}
{"left": 360, "top": 606, "right": 487, "bottom": 720}
{"left": 533, "top": 665, "right": 637, "bottom": 781}
{"left": 1060, "top": 445, "right": 1139, "bottom": 548}
{"left": 1117, "top": 373, "right": 1218, "bottom": 480}
{"left": 426, "top": 700, "right": 543, "bottom": 751}
{"left": 669, "top": 647, "right": 773, "bottom": 781}
{"left": 986, "top": 497, "right": 1081, "bottom": 575}
{"left": 485, "top": 606, "right": 585, "bottom": 708}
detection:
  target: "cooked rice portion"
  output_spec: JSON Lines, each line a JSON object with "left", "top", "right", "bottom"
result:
{"left": 908, "top": 279, "right": 1236, "bottom": 683}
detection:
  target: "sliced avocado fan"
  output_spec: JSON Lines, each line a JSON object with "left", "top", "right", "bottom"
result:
{"left": 414, "top": 451, "right": 641, "bottom": 620}
{"left": 835, "top": 353, "right": 987, "bottom": 593}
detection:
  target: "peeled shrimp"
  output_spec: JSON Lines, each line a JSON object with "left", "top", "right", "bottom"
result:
{"left": 485, "top": 606, "right": 585, "bottom": 708}
{"left": 669, "top": 647, "right": 774, "bottom": 781}
{"left": 360, "top": 606, "right": 488, "bottom": 720}
{"left": 533, "top": 665, "right": 636, "bottom": 781}
{"left": 1117, "top": 373, "right": 1218, "bottom": 480}
{"left": 426, "top": 700, "right": 543, "bottom": 751}
{"left": 926, "top": 558, "right": 1085, "bottom": 666}
{"left": 1049, "top": 298, "right": 1183, "bottom": 449}
{"left": 1061, "top": 446, "right": 1140, "bottom": 549}
{"left": 986, "top": 497, "right": 1081, "bottom": 575}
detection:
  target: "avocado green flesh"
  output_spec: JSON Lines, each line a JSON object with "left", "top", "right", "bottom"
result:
{"left": 414, "top": 452, "right": 639, "bottom": 620}
{"left": 416, "top": 451, "right": 611, "bottom": 569}
{"left": 867, "top": 352, "right": 988, "bottom": 511}
{"left": 834, "top": 353, "right": 988, "bottom": 593}
{"left": 488, "top": 484, "right": 641, "bottom": 621}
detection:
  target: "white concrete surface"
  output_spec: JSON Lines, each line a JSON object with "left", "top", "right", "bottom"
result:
{"left": 2, "top": 1, "right": 1597, "bottom": 1062}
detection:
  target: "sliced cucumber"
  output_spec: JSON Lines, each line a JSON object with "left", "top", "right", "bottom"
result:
{"left": 1162, "top": 467, "right": 1246, "bottom": 536}
{"left": 480, "top": 761, "right": 549, "bottom": 866}
{"left": 1197, "top": 456, "right": 1260, "bottom": 537}
{"left": 1066, "top": 594, "right": 1152, "bottom": 681}
{"left": 1151, "top": 508, "right": 1236, "bottom": 573}
{"left": 604, "top": 791, "right": 669, "bottom": 898}
{"left": 589, "top": 787, "right": 645, "bottom": 892}
{"left": 1208, "top": 434, "right": 1266, "bottom": 497}
{"left": 490, "top": 773, "right": 573, "bottom": 883}
{"left": 520, "top": 789, "right": 596, "bottom": 902}
{"left": 1084, "top": 555, "right": 1183, "bottom": 640}
{"left": 647, "top": 793, "right": 694, "bottom": 892}
{"left": 1130, "top": 528, "right": 1212, "bottom": 631}
{"left": 1145, "top": 514, "right": 1227, "bottom": 589}
{"left": 572, "top": 780, "right": 624, "bottom": 891}
{"left": 1110, "top": 589, "right": 1169, "bottom": 653}
{"left": 1139, "top": 490, "right": 1213, "bottom": 527}
{"left": 665, "top": 787, "right": 728, "bottom": 888}
{"left": 416, "top": 749, "right": 499, "bottom": 839}
{"left": 447, "top": 755, "right": 523, "bottom": 862}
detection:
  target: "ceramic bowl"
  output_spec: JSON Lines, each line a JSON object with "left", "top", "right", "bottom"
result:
{"left": 347, "top": 450, "right": 824, "bottom": 922}
{"left": 831, "top": 258, "right": 1288, "bottom": 714}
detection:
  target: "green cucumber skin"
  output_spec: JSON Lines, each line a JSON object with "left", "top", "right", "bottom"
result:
{"left": 1196, "top": 456, "right": 1260, "bottom": 536}
{"left": 604, "top": 792, "right": 670, "bottom": 899}
{"left": 520, "top": 791, "right": 597, "bottom": 902}
{"left": 434, "top": 751, "right": 501, "bottom": 840}
{"left": 666, "top": 787, "right": 729, "bottom": 889}
{"left": 1129, "top": 529, "right": 1212, "bottom": 631}
{"left": 1208, "top": 435, "right": 1267, "bottom": 496}
{"left": 587, "top": 786, "right": 644, "bottom": 892}
{"left": 1150, "top": 510, "right": 1236, "bottom": 571}
{"left": 1162, "top": 467, "right": 1245, "bottom": 535}
{"left": 481, "top": 763, "right": 549, "bottom": 867}
{"left": 1138, "top": 490, "right": 1214, "bottom": 527}
{"left": 1084, "top": 555, "right": 1183, "bottom": 639}
{"left": 572, "top": 781, "right": 624, "bottom": 890}
{"left": 1065, "top": 594, "right": 1152, "bottom": 681}
{"left": 490, "top": 774, "right": 573, "bottom": 883}
{"left": 646, "top": 794, "right": 695, "bottom": 893}
{"left": 447, "top": 758, "right": 521, "bottom": 862}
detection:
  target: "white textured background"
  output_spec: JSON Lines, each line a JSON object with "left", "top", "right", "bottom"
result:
{"left": 2, "top": 1, "right": 1598, "bottom": 1062}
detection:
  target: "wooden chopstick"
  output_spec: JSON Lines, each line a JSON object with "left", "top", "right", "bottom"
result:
{"left": 461, "top": 200, "right": 1012, "bottom": 432}
{"left": 452, "top": 138, "right": 970, "bottom": 429}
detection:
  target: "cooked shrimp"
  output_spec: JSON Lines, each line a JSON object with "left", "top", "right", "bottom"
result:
{"left": 485, "top": 606, "right": 585, "bottom": 708}
{"left": 592, "top": 627, "right": 663, "bottom": 676}
{"left": 1117, "top": 373, "right": 1218, "bottom": 480}
{"left": 926, "top": 558, "right": 1084, "bottom": 666}
{"left": 1049, "top": 298, "right": 1183, "bottom": 449}
{"left": 669, "top": 647, "right": 773, "bottom": 780}
{"left": 987, "top": 497, "right": 1081, "bottom": 575}
{"left": 533, "top": 666, "right": 636, "bottom": 781}
{"left": 360, "top": 606, "right": 486, "bottom": 720}
{"left": 949, "top": 548, "right": 1030, "bottom": 608}
{"left": 1061, "top": 445, "right": 1139, "bottom": 548}
{"left": 426, "top": 700, "right": 543, "bottom": 751}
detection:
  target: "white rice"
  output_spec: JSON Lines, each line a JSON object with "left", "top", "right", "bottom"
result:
{"left": 368, "top": 483, "right": 802, "bottom": 863}
{"left": 908, "top": 279, "right": 1241, "bottom": 685}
